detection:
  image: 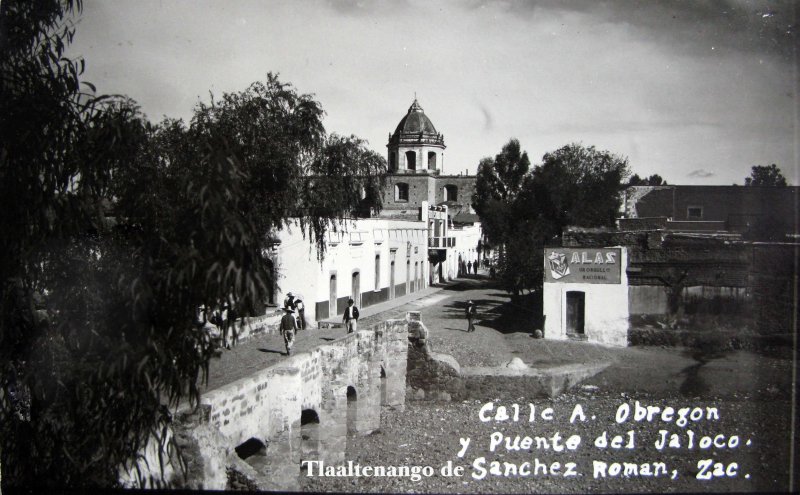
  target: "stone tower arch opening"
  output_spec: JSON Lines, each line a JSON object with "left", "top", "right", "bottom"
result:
{"left": 395, "top": 183, "right": 409, "bottom": 202}
{"left": 428, "top": 151, "right": 437, "bottom": 170}
{"left": 405, "top": 151, "right": 416, "bottom": 170}
{"left": 444, "top": 184, "right": 458, "bottom": 202}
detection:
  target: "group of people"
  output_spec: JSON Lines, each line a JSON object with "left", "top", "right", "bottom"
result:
{"left": 278, "top": 295, "right": 361, "bottom": 356}
{"left": 458, "top": 259, "right": 479, "bottom": 277}
{"left": 196, "top": 303, "right": 240, "bottom": 350}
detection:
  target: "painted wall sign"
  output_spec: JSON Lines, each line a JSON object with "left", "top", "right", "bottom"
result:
{"left": 543, "top": 248, "right": 622, "bottom": 284}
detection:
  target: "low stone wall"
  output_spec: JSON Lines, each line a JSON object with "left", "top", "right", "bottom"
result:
{"left": 405, "top": 312, "right": 610, "bottom": 402}
{"left": 460, "top": 362, "right": 611, "bottom": 398}
{"left": 628, "top": 327, "right": 794, "bottom": 355}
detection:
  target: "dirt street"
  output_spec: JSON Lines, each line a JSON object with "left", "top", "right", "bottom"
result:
{"left": 301, "top": 275, "right": 797, "bottom": 493}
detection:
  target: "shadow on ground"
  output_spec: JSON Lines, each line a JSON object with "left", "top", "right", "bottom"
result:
{"left": 677, "top": 336, "right": 733, "bottom": 397}
{"left": 472, "top": 292, "right": 544, "bottom": 334}
{"left": 257, "top": 348, "right": 284, "bottom": 355}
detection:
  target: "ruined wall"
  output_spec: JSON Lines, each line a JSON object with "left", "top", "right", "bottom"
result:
{"left": 405, "top": 311, "right": 465, "bottom": 401}
{"left": 565, "top": 228, "right": 799, "bottom": 335}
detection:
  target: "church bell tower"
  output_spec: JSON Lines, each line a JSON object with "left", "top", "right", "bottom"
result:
{"left": 387, "top": 98, "right": 445, "bottom": 175}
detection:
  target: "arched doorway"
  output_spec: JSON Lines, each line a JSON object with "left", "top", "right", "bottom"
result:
{"left": 351, "top": 271, "right": 361, "bottom": 308}
{"left": 300, "top": 409, "right": 320, "bottom": 473}
{"left": 346, "top": 386, "right": 357, "bottom": 435}
{"left": 329, "top": 273, "right": 337, "bottom": 318}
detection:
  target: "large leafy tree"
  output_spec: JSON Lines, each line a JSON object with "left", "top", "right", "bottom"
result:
{"left": 472, "top": 139, "right": 530, "bottom": 247}
{"left": 744, "top": 164, "right": 787, "bottom": 186}
{"left": 473, "top": 141, "right": 629, "bottom": 296}
{"left": 530, "top": 143, "right": 629, "bottom": 234}
{"left": 0, "top": 1, "right": 384, "bottom": 489}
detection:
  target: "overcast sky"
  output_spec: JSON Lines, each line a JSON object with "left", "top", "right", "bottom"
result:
{"left": 68, "top": 0, "right": 798, "bottom": 185}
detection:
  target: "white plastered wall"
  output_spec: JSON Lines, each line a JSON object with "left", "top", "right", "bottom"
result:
{"left": 277, "top": 218, "right": 429, "bottom": 322}
{"left": 542, "top": 247, "right": 630, "bottom": 347}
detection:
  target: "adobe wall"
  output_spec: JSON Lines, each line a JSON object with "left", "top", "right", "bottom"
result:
{"left": 123, "top": 317, "right": 410, "bottom": 491}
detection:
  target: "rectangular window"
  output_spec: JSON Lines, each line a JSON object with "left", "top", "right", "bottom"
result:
{"left": 395, "top": 183, "right": 409, "bottom": 202}
{"left": 687, "top": 206, "right": 703, "bottom": 220}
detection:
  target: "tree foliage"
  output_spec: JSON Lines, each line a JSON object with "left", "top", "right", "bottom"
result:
{"left": 530, "top": 144, "right": 630, "bottom": 233}
{"left": 628, "top": 173, "right": 667, "bottom": 186}
{"left": 744, "top": 164, "right": 787, "bottom": 186}
{"left": 473, "top": 141, "right": 629, "bottom": 296}
{"left": 0, "top": 1, "right": 384, "bottom": 488}
{"left": 472, "top": 139, "right": 530, "bottom": 246}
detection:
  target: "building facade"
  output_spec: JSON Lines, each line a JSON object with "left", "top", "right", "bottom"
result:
{"left": 273, "top": 217, "right": 429, "bottom": 324}
{"left": 621, "top": 185, "right": 799, "bottom": 238}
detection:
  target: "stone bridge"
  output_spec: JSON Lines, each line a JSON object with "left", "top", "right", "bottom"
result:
{"left": 123, "top": 316, "right": 410, "bottom": 490}
{"left": 121, "top": 311, "right": 606, "bottom": 490}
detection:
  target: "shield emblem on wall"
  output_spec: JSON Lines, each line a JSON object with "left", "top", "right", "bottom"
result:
{"left": 548, "top": 251, "right": 570, "bottom": 280}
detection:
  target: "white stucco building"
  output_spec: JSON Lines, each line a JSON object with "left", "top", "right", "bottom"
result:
{"left": 272, "top": 217, "right": 429, "bottom": 324}
{"left": 542, "top": 246, "right": 630, "bottom": 347}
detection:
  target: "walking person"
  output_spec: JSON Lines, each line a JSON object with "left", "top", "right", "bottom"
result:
{"left": 226, "top": 302, "right": 239, "bottom": 347}
{"left": 280, "top": 307, "right": 297, "bottom": 356}
{"left": 343, "top": 298, "right": 360, "bottom": 334}
{"left": 465, "top": 300, "right": 477, "bottom": 332}
{"left": 211, "top": 308, "right": 224, "bottom": 345}
{"left": 284, "top": 292, "right": 296, "bottom": 311}
{"left": 295, "top": 297, "right": 306, "bottom": 330}
{"left": 220, "top": 303, "right": 231, "bottom": 349}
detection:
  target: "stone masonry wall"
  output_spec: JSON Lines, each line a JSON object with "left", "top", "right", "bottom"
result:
{"left": 125, "top": 316, "right": 410, "bottom": 491}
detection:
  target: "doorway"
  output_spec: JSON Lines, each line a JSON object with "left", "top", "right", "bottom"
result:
{"left": 405, "top": 260, "right": 410, "bottom": 295}
{"left": 351, "top": 271, "right": 361, "bottom": 308}
{"left": 566, "top": 291, "right": 585, "bottom": 335}
{"left": 329, "top": 274, "right": 337, "bottom": 317}
{"left": 390, "top": 261, "right": 395, "bottom": 299}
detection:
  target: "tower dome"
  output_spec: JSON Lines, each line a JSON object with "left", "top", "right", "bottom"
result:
{"left": 387, "top": 98, "right": 445, "bottom": 174}
{"left": 392, "top": 99, "right": 440, "bottom": 136}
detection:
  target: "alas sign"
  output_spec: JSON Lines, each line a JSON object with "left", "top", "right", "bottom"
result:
{"left": 543, "top": 248, "right": 622, "bottom": 284}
